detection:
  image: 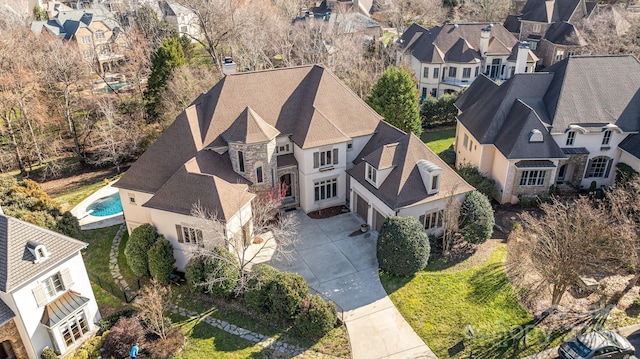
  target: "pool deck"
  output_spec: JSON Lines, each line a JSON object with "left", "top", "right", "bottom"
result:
{"left": 70, "top": 181, "right": 124, "bottom": 230}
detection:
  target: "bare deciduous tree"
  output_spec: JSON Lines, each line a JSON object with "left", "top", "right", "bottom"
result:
{"left": 160, "top": 64, "right": 219, "bottom": 121}
{"left": 134, "top": 279, "right": 172, "bottom": 340}
{"left": 460, "top": 0, "right": 511, "bottom": 22}
{"left": 374, "top": 0, "right": 447, "bottom": 34}
{"left": 190, "top": 184, "right": 298, "bottom": 295}
{"left": 576, "top": 6, "right": 640, "bottom": 58}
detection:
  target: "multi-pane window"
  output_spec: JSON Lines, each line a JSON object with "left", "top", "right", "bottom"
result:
{"left": 433, "top": 68, "right": 439, "bottom": 79}
{"left": 463, "top": 133, "right": 469, "bottom": 149}
{"left": 366, "top": 164, "right": 377, "bottom": 184}
{"left": 602, "top": 130, "right": 612, "bottom": 145}
{"left": 83, "top": 50, "right": 93, "bottom": 59}
{"left": 44, "top": 273, "right": 64, "bottom": 297}
{"left": 586, "top": 157, "right": 611, "bottom": 178}
{"left": 448, "top": 67, "right": 457, "bottom": 78}
{"left": 423, "top": 67, "right": 429, "bottom": 78}
{"left": 313, "top": 148, "right": 338, "bottom": 169}
{"left": 277, "top": 144, "right": 290, "bottom": 154}
{"left": 94, "top": 30, "right": 105, "bottom": 40}
{"left": 420, "top": 210, "right": 444, "bottom": 230}
{"left": 176, "top": 225, "right": 203, "bottom": 245}
{"left": 555, "top": 50, "right": 564, "bottom": 62}
{"left": 314, "top": 178, "right": 337, "bottom": 201}
{"left": 80, "top": 35, "right": 90, "bottom": 44}
{"left": 431, "top": 175, "right": 439, "bottom": 190}
{"left": 566, "top": 131, "right": 576, "bottom": 145}
{"left": 462, "top": 68, "right": 471, "bottom": 78}
{"left": 60, "top": 311, "right": 89, "bottom": 348}
{"left": 519, "top": 170, "right": 546, "bottom": 186}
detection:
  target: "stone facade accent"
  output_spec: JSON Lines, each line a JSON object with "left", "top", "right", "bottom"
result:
{"left": 276, "top": 167, "right": 300, "bottom": 208}
{"left": 0, "top": 319, "right": 28, "bottom": 359}
{"left": 229, "top": 139, "right": 277, "bottom": 188}
{"left": 512, "top": 167, "right": 554, "bottom": 198}
{"left": 558, "top": 153, "right": 588, "bottom": 187}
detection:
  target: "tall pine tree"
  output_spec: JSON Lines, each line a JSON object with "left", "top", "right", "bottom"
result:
{"left": 144, "top": 35, "right": 185, "bottom": 122}
{"left": 366, "top": 66, "right": 422, "bottom": 137}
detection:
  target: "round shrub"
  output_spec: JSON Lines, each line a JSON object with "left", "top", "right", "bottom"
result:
{"left": 148, "top": 237, "right": 176, "bottom": 281}
{"left": 459, "top": 191, "right": 494, "bottom": 244}
{"left": 125, "top": 223, "right": 159, "bottom": 276}
{"left": 457, "top": 164, "right": 495, "bottom": 199}
{"left": 244, "top": 264, "right": 280, "bottom": 313}
{"left": 185, "top": 256, "right": 206, "bottom": 293}
{"left": 40, "top": 348, "right": 58, "bottom": 359}
{"left": 377, "top": 216, "right": 430, "bottom": 276}
{"left": 56, "top": 211, "right": 81, "bottom": 239}
{"left": 439, "top": 146, "right": 456, "bottom": 166}
{"left": 267, "top": 272, "right": 309, "bottom": 321}
{"left": 294, "top": 294, "right": 338, "bottom": 338}
{"left": 102, "top": 316, "right": 144, "bottom": 359}
{"left": 203, "top": 247, "right": 239, "bottom": 298}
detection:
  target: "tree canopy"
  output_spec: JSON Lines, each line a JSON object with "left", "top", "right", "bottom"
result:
{"left": 366, "top": 66, "right": 422, "bottom": 137}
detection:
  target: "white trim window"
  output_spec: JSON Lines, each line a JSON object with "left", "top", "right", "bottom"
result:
{"left": 80, "top": 35, "right": 90, "bottom": 44}
{"left": 33, "top": 269, "right": 74, "bottom": 306}
{"left": 314, "top": 178, "right": 337, "bottom": 202}
{"left": 366, "top": 163, "right": 377, "bottom": 185}
{"left": 176, "top": 224, "right": 203, "bottom": 246}
{"left": 519, "top": 170, "right": 546, "bottom": 186}
{"left": 59, "top": 310, "right": 90, "bottom": 349}
{"left": 313, "top": 148, "right": 338, "bottom": 169}
{"left": 566, "top": 131, "right": 576, "bottom": 146}
{"left": 94, "top": 30, "right": 105, "bottom": 40}
{"left": 602, "top": 130, "right": 612, "bottom": 145}
{"left": 419, "top": 210, "right": 444, "bottom": 230}
{"left": 585, "top": 156, "right": 612, "bottom": 178}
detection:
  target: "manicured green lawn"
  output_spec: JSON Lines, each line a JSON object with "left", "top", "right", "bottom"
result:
{"left": 380, "top": 246, "right": 551, "bottom": 358}
{"left": 169, "top": 313, "right": 276, "bottom": 358}
{"left": 421, "top": 128, "right": 456, "bottom": 154}
{"left": 81, "top": 225, "right": 119, "bottom": 280}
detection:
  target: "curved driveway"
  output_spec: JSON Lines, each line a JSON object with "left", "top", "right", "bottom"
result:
{"left": 266, "top": 211, "right": 438, "bottom": 359}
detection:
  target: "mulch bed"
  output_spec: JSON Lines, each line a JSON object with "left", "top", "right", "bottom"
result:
{"left": 307, "top": 205, "right": 350, "bottom": 219}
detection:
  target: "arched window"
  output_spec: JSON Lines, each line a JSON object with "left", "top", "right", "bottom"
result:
{"left": 585, "top": 156, "right": 612, "bottom": 178}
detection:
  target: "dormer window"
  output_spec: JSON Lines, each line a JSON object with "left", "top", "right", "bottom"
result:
{"left": 417, "top": 160, "right": 442, "bottom": 195}
{"left": 431, "top": 175, "right": 439, "bottom": 191}
{"left": 27, "top": 241, "right": 50, "bottom": 263}
{"left": 366, "top": 163, "right": 377, "bottom": 185}
{"left": 529, "top": 129, "right": 543, "bottom": 143}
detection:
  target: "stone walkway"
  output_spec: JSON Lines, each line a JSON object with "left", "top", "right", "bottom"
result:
{"left": 106, "top": 225, "right": 337, "bottom": 358}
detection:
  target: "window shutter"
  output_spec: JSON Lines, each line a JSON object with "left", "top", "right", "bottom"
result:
{"left": 313, "top": 153, "right": 319, "bottom": 168}
{"left": 32, "top": 284, "right": 47, "bottom": 307}
{"left": 60, "top": 268, "right": 74, "bottom": 289}
{"left": 333, "top": 149, "right": 338, "bottom": 165}
{"left": 604, "top": 159, "right": 613, "bottom": 178}
{"left": 585, "top": 159, "right": 593, "bottom": 178}
{"left": 176, "top": 225, "right": 184, "bottom": 243}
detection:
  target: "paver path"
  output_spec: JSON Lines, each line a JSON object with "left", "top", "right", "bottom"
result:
{"left": 263, "top": 212, "right": 438, "bottom": 359}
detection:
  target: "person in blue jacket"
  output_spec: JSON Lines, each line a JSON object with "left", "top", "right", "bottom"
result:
{"left": 130, "top": 343, "right": 139, "bottom": 359}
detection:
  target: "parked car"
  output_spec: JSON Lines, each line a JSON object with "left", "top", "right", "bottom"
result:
{"left": 558, "top": 330, "right": 635, "bottom": 359}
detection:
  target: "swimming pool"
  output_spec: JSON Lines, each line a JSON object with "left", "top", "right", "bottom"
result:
{"left": 85, "top": 193, "right": 123, "bottom": 217}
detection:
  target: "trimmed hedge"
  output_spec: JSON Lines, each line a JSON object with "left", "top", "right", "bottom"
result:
{"left": 244, "top": 264, "right": 280, "bottom": 314}
{"left": 148, "top": 237, "right": 176, "bottom": 282}
{"left": 185, "top": 256, "right": 206, "bottom": 293}
{"left": 40, "top": 348, "right": 57, "bottom": 359}
{"left": 203, "top": 247, "right": 239, "bottom": 298}
{"left": 377, "top": 216, "right": 430, "bottom": 276}
{"left": 459, "top": 191, "right": 494, "bottom": 244}
{"left": 439, "top": 146, "right": 456, "bottom": 166}
{"left": 267, "top": 272, "right": 309, "bottom": 320}
{"left": 294, "top": 294, "right": 338, "bottom": 338}
{"left": 124, "top": 224, "right": 159, "bottom": 276}
{"left": 457, "top": 164, "right": 495, "bottom": 199}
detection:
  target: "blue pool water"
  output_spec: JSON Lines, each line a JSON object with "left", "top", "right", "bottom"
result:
{"left": 86, "top": 193, "right": 123, "bottom": 217}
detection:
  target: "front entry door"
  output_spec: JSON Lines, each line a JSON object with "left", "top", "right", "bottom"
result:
{"left": 280, "top": 174, "right": 293, "bottom": 198}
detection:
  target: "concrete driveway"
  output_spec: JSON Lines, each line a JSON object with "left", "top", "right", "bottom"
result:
{"left": 265, "top": 211, "right": 437, "bottom": 359}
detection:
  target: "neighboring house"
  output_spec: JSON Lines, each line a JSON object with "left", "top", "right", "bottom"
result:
{"left": 398, "top": 23, "right": 538, "bottom": 99}
{"left": 160, "top": 0, "right": 200, "bottom": 40}
{"left": 0, "top": 212, "right": 100, "bottom": 358}
{"left": 114, "top": 65, "right": 473, "bottom": 270}
{"left": 454, "top": 55, "right": 640, "bottom": 204}
{"left": 503, "top": 0, "right": 596, "bottom": 67}
{"left": 31, "top": 7, "right": 126, "bottom": 73}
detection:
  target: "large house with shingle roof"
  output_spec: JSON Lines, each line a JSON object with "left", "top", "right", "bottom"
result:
{"left": 454, "top": 55, "right": 640, "bottom": 204}
{"left": 398, "top": 22, "right": 538, "bottom": 99}
{"left": 0, "top": 212, "right": 100, "bottom": 358}
{"left": 503, "top": 0, "right": 596, "bottom": 67}
{"left": 115, "top": 65, "right": 473, "bottom": 269}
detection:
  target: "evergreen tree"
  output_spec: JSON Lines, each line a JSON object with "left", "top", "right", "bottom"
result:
{"left": 144, "top": 35, "right": 185, "bottom": 122}
{"left": 366, "top": 66, "right": 422, "bottom": 137}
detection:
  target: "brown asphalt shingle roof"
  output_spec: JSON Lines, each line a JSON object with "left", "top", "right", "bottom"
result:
{"left": 349, "top": 122, "right": 473, "bottom": 209}
{"left": 223, "top": 107, "right": 280, "bottom": 144}
{"left": 0, "top": 214, "right": 87, "bottom": 293}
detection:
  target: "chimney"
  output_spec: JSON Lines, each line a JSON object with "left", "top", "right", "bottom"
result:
{"left": 479, "top": 25, "right": 492, "bottom": 57}
{"left": 515, "top": 42, "right": 530, "bottom": 74}
{"left": 222, "top": 57, "right": 237, "bottom": 76}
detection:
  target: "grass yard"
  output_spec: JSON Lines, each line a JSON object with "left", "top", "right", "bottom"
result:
{"left": 381, "top": 245, "right": 553, "bottom": 358}
{"left": 421, "top": 128, "right": 456, "bottom": 154}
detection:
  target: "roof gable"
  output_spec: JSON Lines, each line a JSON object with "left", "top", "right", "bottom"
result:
{"left": 0, "top": 215, "right": 87, "bottom": 292}
{"left": 223, "top": 107, "right": 280, "bottom": 144}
